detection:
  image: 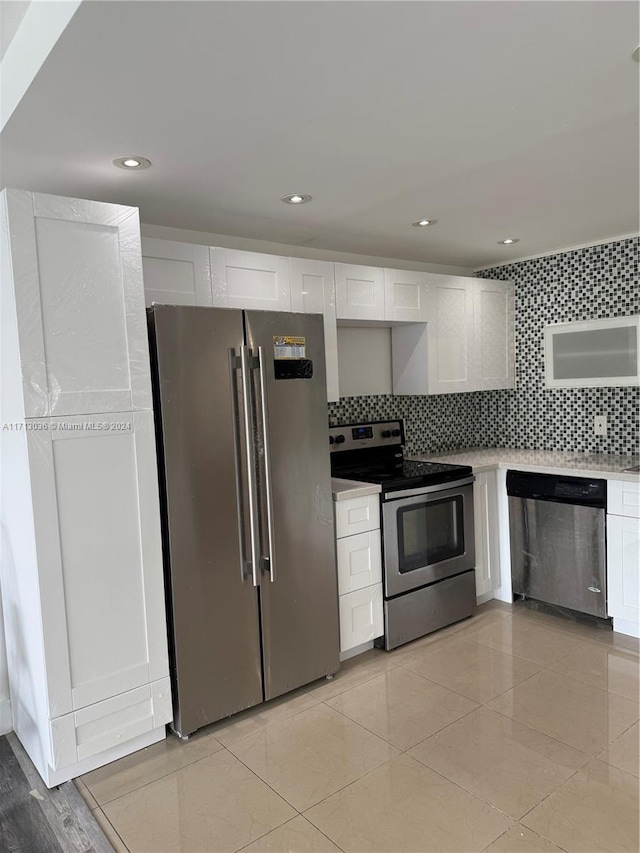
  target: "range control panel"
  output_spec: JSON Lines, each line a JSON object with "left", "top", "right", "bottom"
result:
{"left": 328, "top": 420, "right": 404, "bottom": 452}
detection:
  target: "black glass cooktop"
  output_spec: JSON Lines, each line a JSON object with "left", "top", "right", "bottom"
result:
{"left": 333, "top": 458, "right": 473, "bottom": 491}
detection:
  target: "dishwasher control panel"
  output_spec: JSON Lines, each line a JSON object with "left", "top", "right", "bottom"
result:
{"left": 506, "top": 470, "right": 606, "bottom": 509}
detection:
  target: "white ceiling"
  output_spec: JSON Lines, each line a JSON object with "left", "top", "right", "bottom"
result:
{"left": 1, "top": 0, "right": 638, "bottom": 268}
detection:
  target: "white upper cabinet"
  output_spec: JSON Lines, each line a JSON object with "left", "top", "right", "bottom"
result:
{"left": 545, "top": 316, "right": 640, "bottom": 388}
{"left": 290, "top": 258, "right": 339, "bottom": 402}
{"left": 473, "top": 277, "right": 515, "bottom": 390}
{"left": 335, "top": 264, "right": 385, "bottom": 321}
{"left": 211, "top": 248, "right": 291, "bottom": 311}
{"left": 427, "top": 275, "right": 475, "bottom": 394}
{"left": 383, "top": 269, "right": 430, "bottom": 322}
{"left": 2, "top": 190, "right": 152, "bottom": 417}
{"left": 142, "top": 238, "right": 212, "bottom": 307}
{"left": 391, "top": 275, "right": 514, "bottom": 395}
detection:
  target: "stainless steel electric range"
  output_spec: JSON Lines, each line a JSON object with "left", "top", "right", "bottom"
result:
{"left": 329, "top": 420, "right": 477, "bottom": 649}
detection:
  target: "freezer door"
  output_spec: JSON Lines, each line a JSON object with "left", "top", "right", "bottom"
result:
{"left": 149, "top": 305, "right": 263, "bottom": 736}
{"left": 245, "top": 311, "right": 340, "bottom": 699}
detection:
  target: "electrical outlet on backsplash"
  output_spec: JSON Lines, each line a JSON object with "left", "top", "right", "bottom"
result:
{"left": 329, "top": 236, "right": 640, "bottom": 458}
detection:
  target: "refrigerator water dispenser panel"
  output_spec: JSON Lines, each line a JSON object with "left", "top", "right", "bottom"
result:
{"left": 274, "top": 359, "right": 313, "bottom": 379}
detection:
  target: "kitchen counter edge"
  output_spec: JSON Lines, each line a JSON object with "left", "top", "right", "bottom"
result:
{"left": 411, "top": 448, "right": 640, "bottom": 483}
{"left": 331, "top": 478, "right": 383, "bottom": 501}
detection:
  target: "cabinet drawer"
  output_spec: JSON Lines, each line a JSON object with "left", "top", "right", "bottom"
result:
{"left": 334, "top": 495, "right": 380, "bottom": 538}
{"left": 338, "top": 585, "right": 384, "bottom": 653}
{"left": 337, "top": 530, "right": 382, "bottom": 594}
{"left": 49, "top": 678, "right": 172, "bottom": 770}
{"left": 609, "top": 480, "right": 640, "bottom": 519}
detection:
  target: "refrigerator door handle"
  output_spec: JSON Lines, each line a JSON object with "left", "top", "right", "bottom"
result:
{"left": 239, "top": 346, "right": 261, "bottom": 587}
{"left": 257, "top": 346, "right": 276, "bottom": 583}
{"left": 228, "top": 349, "right": 250, "bottom": 583}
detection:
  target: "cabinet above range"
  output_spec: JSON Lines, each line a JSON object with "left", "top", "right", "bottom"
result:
{"left": 141, "top": 240, "right": 515, "bottom": 400}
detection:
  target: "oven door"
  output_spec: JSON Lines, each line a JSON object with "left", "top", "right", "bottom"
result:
{"left": 382, "top": 481, "right": 475, "bottom": 598}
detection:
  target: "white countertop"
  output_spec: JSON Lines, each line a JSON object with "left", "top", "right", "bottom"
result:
{"left": 411, "top": 448, "right": 640, "bottom": 482}
{"left": 331, "top": 477, "right": 382, "bottom": 501}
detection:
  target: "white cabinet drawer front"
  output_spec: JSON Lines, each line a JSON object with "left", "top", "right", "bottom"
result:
{"left": 609, "top": 480, "right": 640, "bottom": 519}
{"left": 339, "top": 585, "right": 383, "bottom": 652}
{"left": 5, "top": 190, "right": 151, "bottom": 416}
{"left": 50, "top": 678, "right": 172, "bottom": 769}
{"left": 335, "top": 264, "right": 385, "bottom": 320}
{"left": 607, "top": 514, "right": 640, "bottom": 623}
{"left": 142, "top": 238, "right": 212, "bottom": 307}
{"left": 335, "top": 494, "right": 380, "bottom": 538}
{"left": 337, "top": 530, "right": 382, "bottom": 594}
{"left": 211, "top": 248, "right": 291, "bottom": 311}
{"left": 28, "top": 411, "right": 169, "bottom": 718}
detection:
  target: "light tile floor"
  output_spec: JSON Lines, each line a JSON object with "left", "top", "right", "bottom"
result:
{"left": 77, "top": 602, "right": 640, "bottom": 852}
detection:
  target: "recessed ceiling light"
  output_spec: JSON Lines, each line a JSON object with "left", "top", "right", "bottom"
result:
{"left": 497, "top": 238, "right": 519, "bottom": 245}
{"left": 113, "top": 156, "right": 152, "bottom": 170}
{"left": 632, "top": 45, "right": 640, "bottom": 62}
{"left": 412, "top": 218, "right": 437, "bottom": 227}
{"left": 281, "top": 193, "right": 311, "bottom": 204}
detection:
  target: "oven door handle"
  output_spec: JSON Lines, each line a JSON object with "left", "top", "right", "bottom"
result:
{"left": 383, "top": 476, "right": 475, "bottom": 501}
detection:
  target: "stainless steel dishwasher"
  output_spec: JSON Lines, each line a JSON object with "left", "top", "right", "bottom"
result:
{"left": 507, "top": 470, "right": 607, "bottom": 618}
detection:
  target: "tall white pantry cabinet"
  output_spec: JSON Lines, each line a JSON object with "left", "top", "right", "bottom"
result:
{"left": 0, "top": 190, "right": 171, "bottom": 786}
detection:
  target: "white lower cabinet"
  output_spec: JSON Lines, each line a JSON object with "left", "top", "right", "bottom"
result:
{"left": 336, "top": 530, "right": 382, "bottom": 594}
{"left": 472, "top": 469, "right": 508, "bottom": 604}
{"left": 607, "top": 480, "right": 640, "bottom": 638}
{"left": 339, "top": 586, "right": 384, "bottom": 653}
{"left": 334, "top": 493, "right": 384, "bottom": 656}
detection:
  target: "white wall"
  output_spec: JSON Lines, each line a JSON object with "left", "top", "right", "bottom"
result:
{"left": 0, "top": 588, "right": 9, "bottom": 733}
{"left": 141, "top": 223, "right": 475, "bottom": 277}
{"left": 337, "top": 327, "right": 392, "bottom": 397}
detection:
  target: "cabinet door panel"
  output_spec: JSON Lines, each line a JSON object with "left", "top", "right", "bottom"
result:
{"left": 142, "top": 238, "right": 212, "bottom": 306}
{"left": 211, "top": 248, "right": 290, "bottom": 311}
{"left": 5, "top": 190, "right": 151, "bottom": 416}
{"left": 28, "top": 411, "right": 168, "bottom": 717}
{"left": 474, "top": 278, "right": 515, "bottom": 390}
{"left": 335, "top": 494, "right": 380, "bottom": 538}
{"left": 384, "top": 269, "right": 430, "bottom": 322}
{"left": 339, "top": 585, "right": 383, "bottom": 652}
{"left": 427, "top": 276, "right": 474, "bottom": 393}
{"left": 290, "top": 259, "right": 339, "bottom": 401}
{"left": 607, "top": 514, "right": 640, "bottom": 624}
{"left": 335, "top": 264, "right": 385, "bottom": 320}
{"left": 337, "top": 530, "right": 382, "bottom": 593}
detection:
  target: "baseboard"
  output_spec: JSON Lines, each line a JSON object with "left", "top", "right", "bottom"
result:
{"left": 476, "top": 591, "right": 494, "bottom": 605}
{"left": 340, "top": 641, "right": 374, "bottom": 662}
{"left": 0, "top": 697, "right": 12, "bottom": 735}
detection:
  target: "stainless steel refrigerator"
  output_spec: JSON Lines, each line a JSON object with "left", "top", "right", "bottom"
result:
{"left": 148, "top": 305, "right": 339, "bottom": 738}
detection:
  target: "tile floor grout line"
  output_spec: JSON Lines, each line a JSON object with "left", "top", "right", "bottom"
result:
{"left": 92, "top": 745, "right": 226, "bottom": 809}
{"left": 234, "top": 815, "right": 346, "bottom": 853}
{"left": 396, "top": 649, "right": 542, "bottom": 707}
{"left": 222, "top": 741, "right": 309, "bottom": 818}
{"left": 93, "top": 806, "right": 132, "bottom": 853}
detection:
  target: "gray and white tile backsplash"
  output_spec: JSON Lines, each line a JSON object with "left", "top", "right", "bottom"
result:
{"left": 329, "top": 237, "right": 639, "bottom": 456}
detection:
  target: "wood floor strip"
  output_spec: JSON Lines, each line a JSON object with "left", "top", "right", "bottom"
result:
{"left": 3, "top": 733, "right": 114, "bottom": 853}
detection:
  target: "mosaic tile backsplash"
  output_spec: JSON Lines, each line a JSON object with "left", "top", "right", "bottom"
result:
{"left": 329, "top": 237, "right": 639, "bottom": 456}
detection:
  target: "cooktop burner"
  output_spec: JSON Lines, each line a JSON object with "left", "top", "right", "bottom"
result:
{"left": 329, "top": 420, "right": 472, "bottom": 492}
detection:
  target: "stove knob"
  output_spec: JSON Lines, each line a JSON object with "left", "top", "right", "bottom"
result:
{"left": 335, "top": 434, "right": 346, "bottom": 444}
{"left": 391, "top": 429, "right": 401, "bottom": 437}
{"left": 329, "top": 436, "right": 335, "bottom": 445}
{"left": 381, "top": 430, "right": 391, "bottom": 438}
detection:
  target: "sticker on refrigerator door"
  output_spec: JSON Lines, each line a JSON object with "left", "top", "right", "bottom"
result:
{"left": 273, "top": 336, "right": 306, "bottom": 359}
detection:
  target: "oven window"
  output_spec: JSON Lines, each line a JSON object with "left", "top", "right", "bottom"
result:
{"left": 398, "top": 496, "right": 464, "bottom": 573}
